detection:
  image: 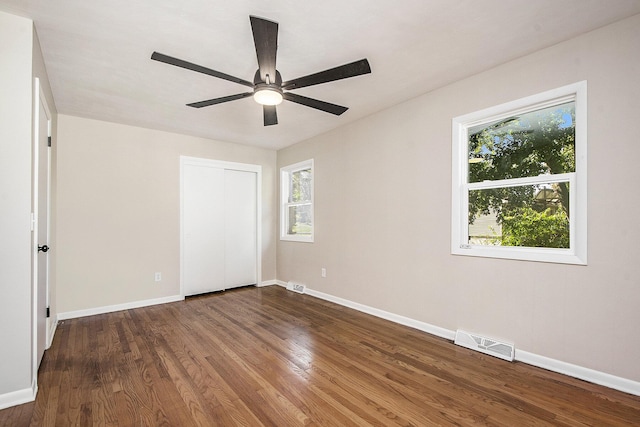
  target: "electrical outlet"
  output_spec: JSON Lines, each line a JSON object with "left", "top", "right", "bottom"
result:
{"left": 321, "top": 267, "right": 326, "bottom": 278}
{"left": 155, "top": 272, "right": 162, "bottom": 282}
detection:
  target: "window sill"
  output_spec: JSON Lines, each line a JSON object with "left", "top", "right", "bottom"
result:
{"left": 451, "top": 244, "right": 586, "bottom": 265}
{"left": 280, "top": 235, "right": 314, "bottom": 243}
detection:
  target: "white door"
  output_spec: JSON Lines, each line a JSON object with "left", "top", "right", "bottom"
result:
{"left": 183, "top": 165, "right": 226, "bottom": 294}
{"left": 34, "top": 80, "right": 51, "bottom": 368}
{"left": 182, "top": 158, "right": 259, "bottom": 296}
{"left": 224, "top": 169, "right": 257, "bottom": 287}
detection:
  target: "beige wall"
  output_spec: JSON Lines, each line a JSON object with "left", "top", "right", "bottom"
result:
{"left": 277, "top": 14, "right": 640, "bottom": 382}
{"left": 56, "top": 115, "right": 277, "bottom": 313}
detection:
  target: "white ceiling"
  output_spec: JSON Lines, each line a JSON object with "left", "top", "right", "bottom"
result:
{"left": 2, "top": 1, "right": 640, "bottom": 150}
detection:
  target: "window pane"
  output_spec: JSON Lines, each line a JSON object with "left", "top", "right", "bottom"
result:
{"left": 468, "top": 182, "right": 570, "bottom": 248}
{"left": 288, "top": 203, "right": 312, "bottom": 235}
{"left": 289, "top": 168, "right": 312, "bottom": 203}
{"left": 468, "top": 101, "right": 575, "bottom": 183}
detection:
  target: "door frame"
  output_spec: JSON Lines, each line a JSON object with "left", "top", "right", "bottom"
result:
{"left": 179, "top": 156, "right": 262, "bottom": 297}
{"left": 32, "top": 77, "right": 52, "bottom": 381}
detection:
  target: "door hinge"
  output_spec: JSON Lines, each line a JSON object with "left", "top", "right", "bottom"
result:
{"left": 47, "top": 136, "right": 52, "bottom": 147}
{"left": 46, "top": 307, "right": 50, "bottom": 318}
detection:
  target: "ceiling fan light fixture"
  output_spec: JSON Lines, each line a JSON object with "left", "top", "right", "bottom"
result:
{"left": 253, "top": 87, "right": 283, "bottom": 105}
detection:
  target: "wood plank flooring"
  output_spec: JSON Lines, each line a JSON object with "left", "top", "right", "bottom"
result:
{"left": 1, "top": 285, "right": 639, "bottom": 426}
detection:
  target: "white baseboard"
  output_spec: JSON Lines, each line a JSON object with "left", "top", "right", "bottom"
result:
{"left": 58, "top": 295, "right": 184, "bottom": 320}
{"left": 46, "top": 315, "right": 57, "bottom": 349}
{"left": 0, "top": 381, "right": 36, "bottom": 410}
{"left": 258, "top": 279, "right": 279, "bottom": 287}
{"left": 299, "top": 285, "right": 640, "bottom": 396}
{"left": 304, "top": 287, "right": 455, "bottom": 340}
{"left": 516, "top": 350, "right": 640, "bottom": 396}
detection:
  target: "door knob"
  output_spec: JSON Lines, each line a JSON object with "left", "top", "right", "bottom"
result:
{"left": 38, "top": 245, "right": 49, "bottom": 253}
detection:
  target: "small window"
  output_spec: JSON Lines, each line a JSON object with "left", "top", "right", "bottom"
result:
{"left": 452, "top": 82, "right": 587, "bottom": 264}
{"left": 281, "top": 159, "right": 314, "bottom": 242}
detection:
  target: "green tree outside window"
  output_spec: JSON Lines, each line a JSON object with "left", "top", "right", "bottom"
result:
{"left": 467, "top": 102, "right": 575, "bottom": 248}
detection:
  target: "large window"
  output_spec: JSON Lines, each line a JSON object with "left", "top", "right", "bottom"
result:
{"left": 281, "top": 159, "right": 314, "bottom": 242}
{"left": 451, "top": 82, "right": 587, "bottom": 264}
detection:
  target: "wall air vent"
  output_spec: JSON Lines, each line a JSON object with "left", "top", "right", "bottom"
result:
{"left": 454, "top": 329, "right": 515, "bottom": 362}
{"left": 286, "top": 281, "right": 306, "bottom": 294}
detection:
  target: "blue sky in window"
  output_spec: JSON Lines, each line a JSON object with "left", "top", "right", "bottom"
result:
{"left": 559, "top": 112, "right": 573, "bottom": 129}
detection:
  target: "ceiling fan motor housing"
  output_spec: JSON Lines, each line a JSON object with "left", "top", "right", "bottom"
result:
{"left": 254, "top": 69, "right": 282, "bottom": 86}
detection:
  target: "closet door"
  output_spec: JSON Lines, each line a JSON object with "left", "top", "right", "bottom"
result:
{"left": 183, "top": 165, "right": 226, "bottom": 295}
{"left": 182, "top": 158, "right": 259, "bottom": 296}
{"left": 224, "top": 169, "right": 257, "bottom": 287}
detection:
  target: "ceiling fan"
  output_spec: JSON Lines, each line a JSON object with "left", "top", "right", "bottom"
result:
{"left": 151, "top": 15, "right": 371, "bottom": 126}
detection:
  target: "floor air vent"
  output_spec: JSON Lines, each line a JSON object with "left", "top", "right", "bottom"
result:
{"left": 286, "top": 281, "right": 306, "bottom": 294}
{"left": 454, "top": 329, "right": 514, "bottom": 361}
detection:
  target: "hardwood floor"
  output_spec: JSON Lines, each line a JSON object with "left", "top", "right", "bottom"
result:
{"left": 1, "top": 286, "right": 639, "bottom": 426}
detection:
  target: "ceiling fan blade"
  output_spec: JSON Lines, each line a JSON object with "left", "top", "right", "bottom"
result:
{"left": 250, "top": 16, "right": 278, "bottom": 83}
{"left": 283, "top": 92, "right": 348, "bottom": 115}
{"left": 187, "top": 92, "right": 253, "bottom": 108}
{"left": 151, "top": 52, "right": 254, "bottom": 88}
{"left": 263, "top": 105, "right": 278, "bottom": 126}
{"left": 282, "top": 59, "right": 371, "bottom": 90}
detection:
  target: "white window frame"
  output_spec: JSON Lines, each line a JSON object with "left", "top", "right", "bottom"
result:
{"left": 451, "top": 81, "right": 587, "bottom": 265}
{"left": 280, "top": 159, "right": 314, "bottom": 242}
